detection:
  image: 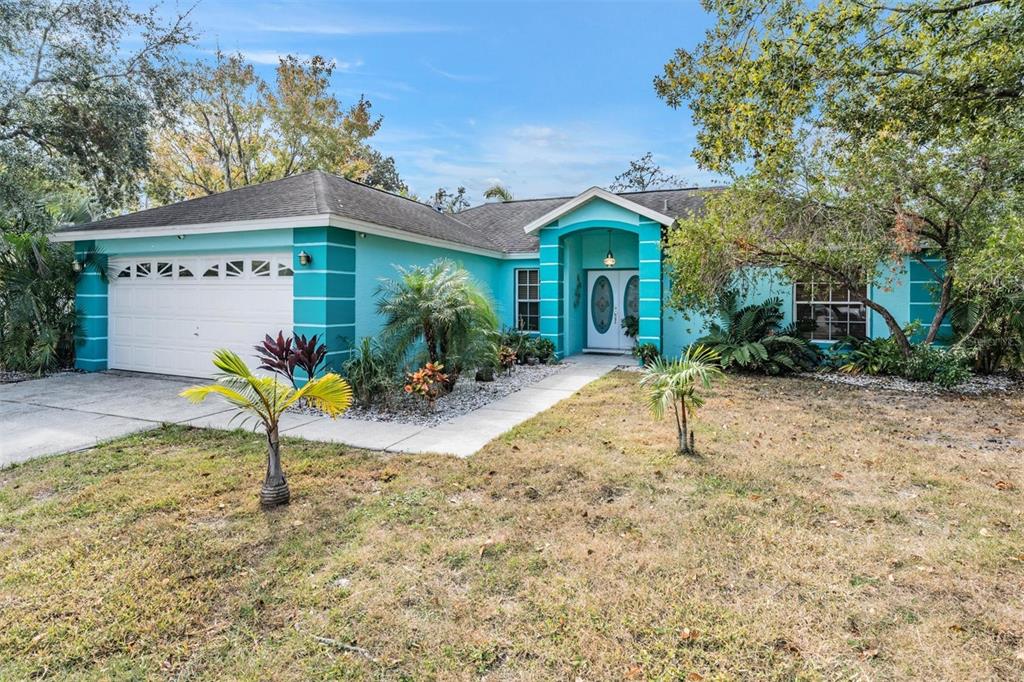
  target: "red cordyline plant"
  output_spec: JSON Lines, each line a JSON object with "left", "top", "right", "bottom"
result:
{"left": 255, "top": 331, "right": 328, "bottom": 387}
{"left": 404, "top": 362, "right": 449, "bottom": 408}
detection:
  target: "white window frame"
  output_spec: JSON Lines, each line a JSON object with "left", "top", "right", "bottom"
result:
{"left": 792, "top": 281, "right": 870, "bottom": 343}
{"left": 515, "top": 268, "right": 540, "bottom": 332}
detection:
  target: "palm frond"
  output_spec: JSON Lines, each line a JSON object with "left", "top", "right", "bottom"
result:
{"left": 287, "top": 373, "right": 353, "bottom": 416}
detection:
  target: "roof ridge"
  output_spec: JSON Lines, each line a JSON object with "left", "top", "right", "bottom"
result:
{"left": 311, "top": 171, "right": 330, "bottom": 213}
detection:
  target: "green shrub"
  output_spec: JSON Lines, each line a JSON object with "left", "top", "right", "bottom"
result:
{"left": 533, "top": 338, "right": 556, "bottom": 363}
{"left": 833, "top": 331, "right": 972, "bottom": 388}
{"left": 903, "top": 345, "right": 972, "bottom": 388}
{"left": 343, "top": 337, "right": 401, "bottom": 408}
{"left": 834, "top": 335, "right": 905, "bottom": 376}
{"left": 633, "top": 342, "right": 661, "bottom": 366}
{"left": 499, "top": 328, "right": 534, "bottom": 364}
{"left": 0, "top": 233, "right": 82, "bottom": 374}
{"left": 698, "top": 292, "right": 819, "bottom": 375}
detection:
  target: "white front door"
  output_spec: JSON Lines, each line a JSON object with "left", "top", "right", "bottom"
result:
{"left": 586, "top": 270, "right": 639, "bottom": 350}
{"left": 107, "top": 253, "right": 294, "bottom": 378}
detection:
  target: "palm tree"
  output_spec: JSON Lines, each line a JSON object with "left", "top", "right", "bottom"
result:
{"left": 180, "top": 349, "right": 352, "bottom": 508}
{"left": 639, "top": 344, "right": 723, "bottom": 455}
{"left": 483, "top": 184, "right": 513, "bottom": 202}
{"left": 376, "top": 259, "right": 498, "bottom": 387}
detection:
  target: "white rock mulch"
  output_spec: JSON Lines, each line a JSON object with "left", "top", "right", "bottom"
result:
{"left": 808, "top": 370, "right": 1022, "bottom": 396}
{"left": 308, "top": 362, "right": 569, "bottom": 427}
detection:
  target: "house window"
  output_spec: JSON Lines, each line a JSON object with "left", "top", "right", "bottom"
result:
{"left": 794, "top": 281, "right": 868, "bottom": 342}
{"left": 515, "top": 269, "right": 539, "bottom": 332}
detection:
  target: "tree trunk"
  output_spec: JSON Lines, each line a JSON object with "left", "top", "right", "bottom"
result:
{"left": 861, "top": 298, "right": 913, "bottom": 357}
{"left": 260, "top": 425, "right": 290, "bottom": 509}
{"left": 679, "top": 398, "right": 692, "bottom": 455}
{"left": 924, "top": 270, "right": 954, "bottom": 345}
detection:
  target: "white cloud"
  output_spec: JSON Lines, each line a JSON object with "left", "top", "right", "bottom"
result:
{"left": 235, "top": 51, "right": 363, "bottom": 71}
{"left": 254, "top": 18, "right": 458, "bottom": 35}
{"left": 423, "top": 61, "right": 490, "bottom": 83}
{"left": 374, "top": 120, "right": 718, "bottom": 203}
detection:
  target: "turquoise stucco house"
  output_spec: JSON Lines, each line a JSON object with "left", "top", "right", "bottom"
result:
{"left": 52, "top": 170, "right": 944, "bottom": 378}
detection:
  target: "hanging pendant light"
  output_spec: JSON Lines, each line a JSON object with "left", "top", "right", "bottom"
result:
{"left": 603, "top": 229, "right": 616, "bottom": 267}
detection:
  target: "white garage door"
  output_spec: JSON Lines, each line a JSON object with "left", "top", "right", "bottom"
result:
{"left": 108, "top": 253, "right": 294, "bottom": 378}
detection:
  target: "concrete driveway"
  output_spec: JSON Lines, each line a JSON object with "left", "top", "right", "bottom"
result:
{"left": 0, "top": 356, "right": 622, "bottom": 467}
{"left": 0, "top": 372, "right": 229, "bottom": 467}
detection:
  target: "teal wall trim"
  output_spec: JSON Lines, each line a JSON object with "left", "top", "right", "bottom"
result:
{"left": 293, "top": 227, "right": 356, "bottom": 374}
{"left": 636, "top": 221, "right": 663, "bottom": 350}
{"left": 538, "top": 230, "right": 565, "bottom": 355}
{"left": 74, "top": 240, "right": 108, "bottom": 371}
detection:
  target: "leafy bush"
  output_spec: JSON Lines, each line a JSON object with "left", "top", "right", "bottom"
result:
{"left": 343, "top": 337, "right": 401, "bottom": 408}
{"left": 255, "top": 331, "right": 328, "bottom": 387}
{"left": 0, "top": 233, "right": 82, "bottom": 374}
{"left": 498, "top": 345, "right": 517, "bottom": 375}
{"left": 833, "top": 332, "right": 972, "bottom": 388}
{"left": 377, "top": 259, "right": 497, "bottom": 387}
{"left": 951, "top": 295, "right": 1024, "bottom": 373}
{"left": 903, "top": 345, "right": 972, "bottom": 388}
{"left": 633, "top": 342, "right": 661, "bottom": 366}
{"left": 405, "top": 362, "right": 449, "bottom": 407}
{"left": 834, "top": 335, "right": 905, "bottom": 376}
{"left": 533, "top": 338, "right": 556, "bottom": 364}
{"left": 499, "top": 328, "right": 532, "bottom": 363}
{"left": 698, "top": 292, "right": 819, "bottom": 375}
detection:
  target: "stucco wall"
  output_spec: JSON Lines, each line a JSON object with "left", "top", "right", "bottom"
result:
{"left": 352, "top": 231, "right": 528, "bottom": 340}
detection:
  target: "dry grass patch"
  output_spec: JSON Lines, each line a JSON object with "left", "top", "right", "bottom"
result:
{"left": 1, "top": 372, "right": 1022, "bottom": 679}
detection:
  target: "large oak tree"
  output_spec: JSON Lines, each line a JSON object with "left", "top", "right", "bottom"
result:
{"left": 0, "top": 0, "right": 195, "bottom": 230}
{"left": 146, "top": 52, "right": 405, "bottom": 204}
{"left": 656, "top": 0, "right": 1024, "bottom": 355}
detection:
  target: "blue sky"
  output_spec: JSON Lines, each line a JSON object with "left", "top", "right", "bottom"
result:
{"left": 174, "top": 0, "right": 718, "bottom": 203}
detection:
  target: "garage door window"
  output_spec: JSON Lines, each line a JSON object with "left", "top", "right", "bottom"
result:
{"left": 113, "top": 256, "right": 294, "bottom": 281}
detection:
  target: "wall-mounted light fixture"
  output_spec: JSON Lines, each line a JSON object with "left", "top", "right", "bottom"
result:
{"left": 359, "top": 232, "right": 367, "bottom": 239}
{"left": 603, "top": 230, "right": 616, "bottom": 268}
{"left": 176, "top": 234, "right": 186, "bottom": 240}
{"left": 71, "top": 258, "right": 83, "bottom": 273}
{"left": 298, "top": 250, "right": 312, "bottom": 266}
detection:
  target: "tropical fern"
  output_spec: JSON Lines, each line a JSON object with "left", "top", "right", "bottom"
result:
{"left": 698, "top": 291, "right": 818, "bottom": 375}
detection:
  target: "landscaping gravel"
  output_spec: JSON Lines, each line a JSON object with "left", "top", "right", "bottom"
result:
{"left": 299, "top": 362, "right": 570, "bottom": 427}
{"left": 0, "top": 371, "right": 32, "bottom": 384}
{"left": 808, "top": 370, "right": 1022, "bottom": 396}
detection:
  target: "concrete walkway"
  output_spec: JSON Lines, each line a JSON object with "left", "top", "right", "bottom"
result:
{"left": 0, "top": 354, "right": 625, "bottom": 466}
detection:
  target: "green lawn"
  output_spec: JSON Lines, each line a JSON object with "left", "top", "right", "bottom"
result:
{"left": 1, "top": 372, "right": 1022, "bottom": 679}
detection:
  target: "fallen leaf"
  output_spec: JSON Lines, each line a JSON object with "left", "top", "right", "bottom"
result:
{"left": 680, "top": 627, "right": 699, "bottom": 641}
{"left": 686, "top": 673, "right": 704, "bottom": 682}
{"left": 979, "top": 527, "right": 991, "bottom": 537}
{"left": 625, "top": 665, "right": 643, "bottom": 679}
{"left": 832, "top": 472, "right": 845, "bottom": 480}
{"left": 994, "top": 480, "right": 1015, "bottom": 491}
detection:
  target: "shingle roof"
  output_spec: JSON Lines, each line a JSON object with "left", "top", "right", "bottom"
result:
{"left": 60, "top": 170, "right": 715, "bottom": 254}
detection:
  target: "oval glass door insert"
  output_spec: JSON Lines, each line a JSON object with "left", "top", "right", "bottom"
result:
{"left": 624, "top": 275, "right": 640, "bottom": 319}
{"left": 591, "top": 275, "right": 613, "bottom": 334}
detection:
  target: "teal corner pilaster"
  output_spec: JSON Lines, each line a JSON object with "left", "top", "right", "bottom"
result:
{"left": 637, "top": 221, "right": 663, "bottom": 351}
{"left": 74, "top": 240, "right": 108, "bottom": 372}
{"left": 538, "top": 230, "right": 565, "bottom": 357}
{"left": 292, "top": 227, "right": 356, "bottom": 376}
